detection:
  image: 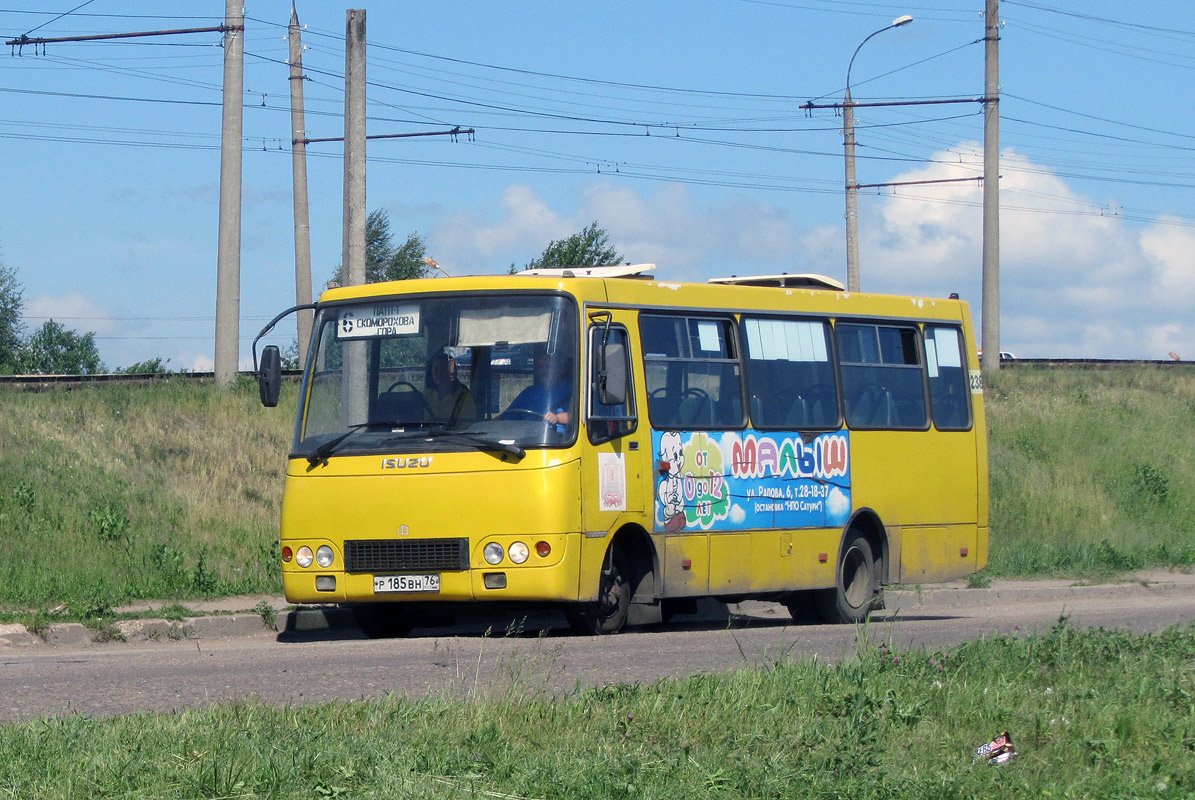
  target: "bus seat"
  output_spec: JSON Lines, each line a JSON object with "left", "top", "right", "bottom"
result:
{"left": 851, "top": 384, "right": 894, "bottom": 427}
{"left": 648, "top": 390, "right": 679, "bottom": 428}
{"left": 375, "top": 388, "right": 425, "bottom": 424}
{"left": 677, "top": 390, "right": 713, "bottom": 428}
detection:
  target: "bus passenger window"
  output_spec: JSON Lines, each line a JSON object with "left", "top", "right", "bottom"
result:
{"left": 640, "top": 315, "right": 744, "bottom": 430}
{"left": 742, "top": 317, "right": 839, "bottom": 429}
{"left": 837, "top": 322, "right": 927, "bottom": 430}
{"left": 925, "top": 326, "right": 972, "bottom": 430}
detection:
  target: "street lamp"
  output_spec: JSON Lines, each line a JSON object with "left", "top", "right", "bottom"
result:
{"left": 844, "top": 14, "right": 913, "bottom": 292}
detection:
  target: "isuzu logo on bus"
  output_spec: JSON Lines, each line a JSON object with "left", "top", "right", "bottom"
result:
{"left": 382, "top": 456, "right": 433, "bottom": 469}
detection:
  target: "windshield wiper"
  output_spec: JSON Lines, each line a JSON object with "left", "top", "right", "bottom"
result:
{"left": 306, "top": 420, "right": 420, "bottom": 464}
{"left": 307, "top": 423, "right": 371, "bottom": 465}
{"left": 403, "top": 428, "right": 526, "bottom": 460}
{"left": 308, "top": 425, "right": 525, "bottom": 465}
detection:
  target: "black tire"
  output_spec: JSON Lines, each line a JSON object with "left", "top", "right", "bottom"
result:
{"left": 352, "top": 604, "right": 416, "bottom": 638}
{"left": 814, "top": 532, "right": 883, "bottom": 624}
{"left": 566, "top": 544, "right": 631, "bottom": 635}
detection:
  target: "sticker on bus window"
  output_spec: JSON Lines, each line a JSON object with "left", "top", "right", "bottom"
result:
{"left": 336, "top": 303, "right": 420, "bottom": 339}
{"left": 652, "top": 429, "right": 851, "bottom": 532}
{"left": 696, "top": 321, "right": 722, "bottom": 354}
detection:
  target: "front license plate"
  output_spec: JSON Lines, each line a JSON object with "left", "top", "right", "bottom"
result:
{"left": 374, "top": 573, "right": 440, "bottom": 593}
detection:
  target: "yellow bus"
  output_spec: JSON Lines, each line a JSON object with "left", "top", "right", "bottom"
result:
{"left": 255, "top": 264, "right": 988, "bottom": 636}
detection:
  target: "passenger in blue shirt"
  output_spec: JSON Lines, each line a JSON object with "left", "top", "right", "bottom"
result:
{"left": 504, "top": 346, "right": 572, "bottom": 429}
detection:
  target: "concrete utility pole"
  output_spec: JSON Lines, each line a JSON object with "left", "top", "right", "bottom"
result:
{"left": 843, "top": 94, "right": 860, "bottom": 291}
{"left": 214, "top": 0, "right": 244, "bottom": 386}
{"left": 980, "top": 0, "right": 1002, "bottom": 372}
{"left": 288, "top": 4, "right": 313, "bottom": 366}
{"left": 342, "top": 9, "right": 367, "bottom": 287}
{"left": 342, "top": 9, "right": 367, "bottom": 424}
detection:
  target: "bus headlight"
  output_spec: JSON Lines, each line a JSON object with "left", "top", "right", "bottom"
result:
{"left": 315, "top": 545, "right": 335, "bottom": 568}
{"left": 508, "top": 541, "right": 530, "bottom": 564}
{"left": 296, "top": 546, "right": 314, "bottom": 568}
{"left": 483, "top": 542, "right": 504, "bottom": 565}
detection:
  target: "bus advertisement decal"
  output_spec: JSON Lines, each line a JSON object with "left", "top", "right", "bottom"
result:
{"left": 653, "top": 429, "right": 851, "bottom": 532}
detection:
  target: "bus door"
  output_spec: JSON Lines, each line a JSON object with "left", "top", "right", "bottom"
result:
{"left": 581, "top": 314, "right": 645, "bottom": 530}
{"left": 578, "top": 313, "right": 647, "bottom": 601}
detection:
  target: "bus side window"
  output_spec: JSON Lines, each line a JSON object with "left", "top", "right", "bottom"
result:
{"left": 640, "top": 314, "right": 743, "bottom": 430}
{"left": 838, "top": 322, "right": 928, "bottom": 430}
{"left": 741, "top": 317, "right": 839, "bottom": 429}
{"left": 925, "top": 326, "right": 972, "bottom": 430}
{"left": 588, "top": 325, "right": 637, "bottom": 444}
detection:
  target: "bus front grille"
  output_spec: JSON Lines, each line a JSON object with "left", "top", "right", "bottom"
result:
{"left": 344, "top": 538, "right": 470, "bottom": 573}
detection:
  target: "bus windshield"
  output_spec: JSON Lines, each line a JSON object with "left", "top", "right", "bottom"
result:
{"left": 295, "top": 292, "right": 578, "bottom": 457}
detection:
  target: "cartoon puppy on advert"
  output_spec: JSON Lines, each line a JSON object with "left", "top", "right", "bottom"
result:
{"left": 657, "top": 431, "right": 687, "bottom": 532}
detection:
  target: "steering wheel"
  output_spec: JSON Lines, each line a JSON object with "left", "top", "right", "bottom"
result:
{"left": 383, "top": 380, "right": 421, "bottom": 394}
{"left": 501, "top": 408, "right": 548, "bottom": 422}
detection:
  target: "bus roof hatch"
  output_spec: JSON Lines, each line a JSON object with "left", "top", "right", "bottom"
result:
{"left": 518, "top": 263, "right": 656, "bottom": 279}
{"left": 708, "top": 273, "right": 846, "bottom": 291}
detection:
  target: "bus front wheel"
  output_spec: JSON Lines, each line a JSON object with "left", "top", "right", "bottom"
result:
{"left": 566, "top": 544, "right": 631, "bottom": 635}
{"left": 814, "top": 532, "right": 883, "bottom": 624}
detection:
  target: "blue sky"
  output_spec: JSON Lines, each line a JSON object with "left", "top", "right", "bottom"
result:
{"left": 1, "top": 1, "right": 1192, "bottom": 370}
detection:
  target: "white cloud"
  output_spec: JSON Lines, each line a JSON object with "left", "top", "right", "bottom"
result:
{"left": 22, "top": 292, "right": 119, "bottom": 336}
{"left": 865, "top": 144, "right": 1195, "bottom": 359}
{"left": 429, "top": 180, "right": 826, "bottom": 281}
{"left": 426, "top": 150, "right": 1195, "bottom": 360}
{"left": 430, "top": 184, "right": 567, "bottom": 270}
{"left": 1140, "top": 218, "right": 1195, "bottom": 313}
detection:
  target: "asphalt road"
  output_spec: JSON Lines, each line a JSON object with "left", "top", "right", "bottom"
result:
{"left": 3, "top": 572, "right": 1194, "bottom": 723}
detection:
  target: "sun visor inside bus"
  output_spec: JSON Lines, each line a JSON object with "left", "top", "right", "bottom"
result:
{"left": 458, "top": 308, "right": 554, "bottom": 347}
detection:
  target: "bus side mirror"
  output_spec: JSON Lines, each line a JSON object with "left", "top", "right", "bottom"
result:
{"left": 258, "top": 345, "right": 282, "bottom": 407}
{"left": 597, "top": 341, "right": 627, "bottom": 406}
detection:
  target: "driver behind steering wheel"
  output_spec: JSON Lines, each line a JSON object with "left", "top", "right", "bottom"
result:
{"left": 503, "top": 345, "right": 572, "bottom": 431}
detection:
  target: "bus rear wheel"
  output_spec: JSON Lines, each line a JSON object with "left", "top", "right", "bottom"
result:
{"left": 566, "top": 544, "right": 631, "bottom": 635}
{"left": 814, "top": 532, "right": 883, "bottom": 624}
{"left": 352, "top": 603, "right": 416, "bottom": 638}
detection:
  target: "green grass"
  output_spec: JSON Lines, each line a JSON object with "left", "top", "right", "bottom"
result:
{"left": 1, "top": 621, "right": 1193, "bottom": 798}
{"left": 985, "top": 364, "right": 1195, "bottom": 576}
{"left": 0, "top": 377, "right": 297, "bottom": 620}
{"left": 2, "top": 364, "right": 1194, "bottom": 619}
{"left": 4, "top": 371, "right": 1195, "bottom": 797}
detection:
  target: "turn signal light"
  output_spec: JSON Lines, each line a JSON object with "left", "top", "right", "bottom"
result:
{"left": 281, "top": 546, "right": 293, "bottom": 562}
{"left": 535, "top": 541, "right": 551, "bottom": 557}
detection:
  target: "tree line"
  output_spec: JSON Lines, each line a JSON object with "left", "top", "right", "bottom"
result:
{"left": 0, "top": 261, "right": 105, "bottom": 375}
{"left": 0, "top": 215, "right": 621, "bottom": 376}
